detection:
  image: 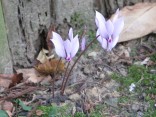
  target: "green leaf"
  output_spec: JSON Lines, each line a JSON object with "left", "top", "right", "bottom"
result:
{"left": 0, "top": 110, "right": 8, "bottom": 117}
{"left": 15, "top": 99, "right": 32, "bottom": 111}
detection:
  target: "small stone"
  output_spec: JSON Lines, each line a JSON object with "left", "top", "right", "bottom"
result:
{"left": 88, "top": 52, "right": 97, "bottom": 58}
{"left": 137, "top": 111, "right": 144, "bottom": 117}
{"left": 69, "top": 93, "right": 81, "bottom": 101}
{"left": 83, "top": 66, "right": 91, "bottom": 75}
{"left": 99, "top": 73, "right": 105, "bottom": 79}
{"left": 132, "top": 103, "right": 140, "bottom": 111}
{"left": 105, "top": 98, "right": 118, "bottom": 108}
{"left": 150, "top": 69, "right": 156, "bottom": 74}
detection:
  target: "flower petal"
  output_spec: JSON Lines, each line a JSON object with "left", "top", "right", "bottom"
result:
{"left": 95, "top": 11, "right": 107, "bottom": 39}
{"left": 71, "top": 35, "right": 79, "bottom": 58}
{"left": 96, "top": 29, "right": 102, "bottom": 44}
{"left": 101, "top": 38, "right": 107, "bottom": 50}
{"left": 51, "top": 32, "right": 66, "bottom": 58}
{"left": 106, "top": 20, "right": 114, "bottom": 36}
{"left": 64, "top": 39, "right": 71, "bottom": 59}
{"left": 112, "top": 8, "right": 119, "bottom": 23}
{"left": 96, "top": 29, "right": 107, "bottom": 49}
{"left": 68, "top": 28, "right": 73, "bottom": 40}
{"left": 81, "top": 36, "right": 86, "bottom": 51}
{"left": 109, "top": 36, "right": 119, "bottom": 50}
{"left": 113, "top": 17, "right": 124, "bottom": 39}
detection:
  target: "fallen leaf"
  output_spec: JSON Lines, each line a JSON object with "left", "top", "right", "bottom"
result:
{"left": 37, "top": 48, "right": 54, "bottom": 63}
{"left": 0, "top": 73, "right": 23, "bottom": 88}
{"left": 0, "top": 77, "right": 11, "bottom": 88}
{"left": 9, "top": 73, "right": 23, "bottom": 88}
{"left": 2, "top": 101, "right": 13, "bottom": 112}
{"left": 35, "top": 59, "right": 65, "bottom": 75}
{"left": 134, "top": 57, "right": 150, "bottom": 65}
{"left": 114, "top": 3, "right": 156, "bottom": 42}
{"left": 16, "top": 68, "right": 51, "bottom": 83}
{"left": 36, "top": 110, "right": 44, "bottom": 116}
{"left": 46, "top": 25, "right": 55, "bottom": 51}
{"left": 2, "top": 101, "right": 13, "bottom": 117}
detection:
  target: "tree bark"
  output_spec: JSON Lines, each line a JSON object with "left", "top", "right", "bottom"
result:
{"left": 2, "top": 0, "right": 54, "bottom": 68}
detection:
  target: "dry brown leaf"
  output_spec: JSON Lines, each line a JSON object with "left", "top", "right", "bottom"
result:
{"left": 36, "top": 110, "right": 44, "bottom": 116}
{"left": 0, "top": 73, "right": 23, "bottom": 88}
{"left": 37, "top": 48, "right": 54, "bottom": 63}
{"left": 2, "top": 101, "right": 13, "bottom": 117}
{"left": 116, "top": 3, "right": 156, "bottom": 42}
{"left": 16, "top": 68, "right": 51, "bottom": 83}
{"left": 35, "top": 59, "right": 65, "bottom": 75}
{"left": 9, "top": 73, "right": 23, "bottom": 88}
{"left": 0, "top": 77, "right": 11, "bottom": 88}
{"left": 46, "top": 25, "right": 55, "bottom": 51}
{"left": 2, "top": 101, "right": 13, "bottom": 112}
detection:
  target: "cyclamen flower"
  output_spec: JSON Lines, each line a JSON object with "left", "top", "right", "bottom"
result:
{"left": 50, "top": 28, "right": 79, "bottom": 61}
{"left": 95, "top": 9, "right": 124, "bottom": 51}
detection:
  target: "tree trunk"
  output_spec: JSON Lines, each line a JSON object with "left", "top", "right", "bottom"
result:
{"left": 0, "top": 1, "right": 12, "bottom": 74}
{"left": 2, "top": 0, "right": 54, "bottom": 68}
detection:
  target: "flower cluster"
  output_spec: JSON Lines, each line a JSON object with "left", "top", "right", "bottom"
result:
{"left": 95, "top": 9, "right": 124, "bottom": 51}
{"left": 50, "top": 28, "right": 79, "bottom": 61}
{"left": 51, "top": 9, "right": 124, "bottom": 60}
{"left": 50, "top": 9, "right": 124, "bottom": 95}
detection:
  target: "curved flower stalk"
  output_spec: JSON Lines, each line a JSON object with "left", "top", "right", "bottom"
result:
{"left": 95, "top": 9, "right": 124, "bottom": 51}
{"left": 50, "top": 28, "right": 79, "bottom": 61}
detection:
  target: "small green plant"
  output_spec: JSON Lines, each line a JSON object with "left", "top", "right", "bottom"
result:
{"left": 37, "top": 104, "right": 71, "bottom": 117}
{"left": 150, "top": 53, "right": 156, "bottom": 62}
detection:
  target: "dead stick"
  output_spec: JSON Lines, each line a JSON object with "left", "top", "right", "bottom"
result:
{"left": 0, "top": 87, "right": 39, "bottom": 101}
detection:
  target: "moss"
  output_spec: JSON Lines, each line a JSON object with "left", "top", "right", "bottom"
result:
{"left": 112, "top": 64, "right": 156, "bottom": 116}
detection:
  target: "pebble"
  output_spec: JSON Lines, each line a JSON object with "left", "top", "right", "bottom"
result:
{"left": 69, "top": 93, "right": 81, "bottom": 101}
{"left": 88, "top": 52, "right": 97, "bottom": 58}
{"left": 132, "top": 103, "right": 140, "bottom": 111}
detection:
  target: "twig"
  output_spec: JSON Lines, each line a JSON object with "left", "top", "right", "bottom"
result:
{"left": 0, "top": 87, "right": 39, "bottom": 101}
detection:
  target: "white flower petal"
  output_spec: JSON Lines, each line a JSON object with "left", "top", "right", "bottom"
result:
{"left": 113, "top": 17, "right": 124, "bottom": 39}
{"left": 64, "top": 39, "right": 71, "bottom": 58}
{"left": 95, "top": 11, "right": 108, "bottom": 39}
{"left": 51, "top": 32, "right": 66, "bottom": 58}
{"left": 68, "top": 28, "right": 73, "bottom": 40}
{"left": 71, "top": 35, "right": 79, "bottom": 58}
{"left": 106, "top": 20, "right": 114, "bottom": 36}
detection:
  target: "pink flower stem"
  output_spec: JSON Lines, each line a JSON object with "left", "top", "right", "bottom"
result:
{"left": 51, "top": 57, "right": 61, "bottom": 98}
{"left": 60, "top": 61, "right": 70, "bottom": 91}
{"left": 60, "top": 35, "right": 100, "bottom": 95}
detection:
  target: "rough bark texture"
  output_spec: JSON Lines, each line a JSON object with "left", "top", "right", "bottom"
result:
{"left": 2, "top": 0, "right": 53, "bottom": 68}
{"left": 0, "top": 1, "right": 13, "bottom": 74}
